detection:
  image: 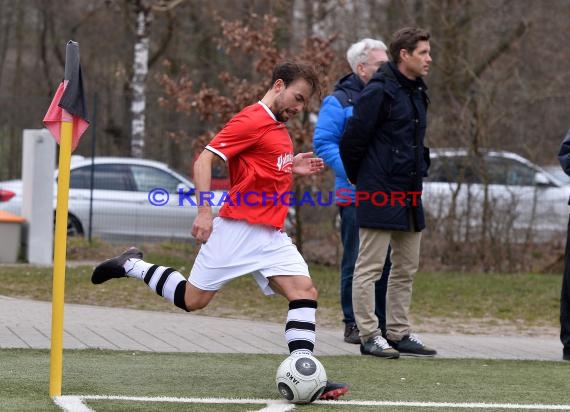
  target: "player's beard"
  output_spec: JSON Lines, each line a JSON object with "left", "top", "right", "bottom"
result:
{"left": 275, "top": 110, "right": 288, "bottom": 122}
{"left": 271, "top": 95, "right": 295, "bottom": 122}
{"left": 275, "top": 107, "right": 298, "bottom": 123}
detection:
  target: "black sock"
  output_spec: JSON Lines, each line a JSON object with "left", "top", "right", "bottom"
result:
{"left": 173, "top": 281, "right": 188, "bottom": 311}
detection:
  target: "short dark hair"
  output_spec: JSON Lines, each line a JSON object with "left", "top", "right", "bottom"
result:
{"left": 389, "top": 27, "right": 430, "bottom": 64}
{"left": 271, "top": 60, "right": 320, "bottom": 98}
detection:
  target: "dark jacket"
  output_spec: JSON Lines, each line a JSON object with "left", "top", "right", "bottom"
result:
{"left": 339, "top": 62, "right": 430, "bottom": 231}
{"left": 313, "top": 73, "right": 365, "bottom": 204}
{"left": 558, "top": 129, "right": 570, "bottom": 204}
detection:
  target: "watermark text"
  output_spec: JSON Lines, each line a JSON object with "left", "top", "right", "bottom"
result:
{"left": 147, "top": 188, "right": 422, "bottom": 207}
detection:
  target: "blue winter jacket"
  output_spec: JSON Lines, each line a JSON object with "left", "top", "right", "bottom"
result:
{"left": 313, "top": 73, "right": 365, "bottom": 204}
{"left": 340, "top": 62, "right": 430, "bottom": 231}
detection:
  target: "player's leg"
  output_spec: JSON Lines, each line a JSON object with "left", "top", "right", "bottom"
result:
{"left": 268, "top": 275, "right": 318, "bottom": 354}
{"left": 91, "top": 247, "right": 215, "bottom": 311}
{"left": 183, "top": 282, "right": 217, "bottom": 311}
{"left": 91, "top": 218, "right": 263, "bottom": 312}
{"left": 268, "top": 274, "right": 349, "bottom": 400}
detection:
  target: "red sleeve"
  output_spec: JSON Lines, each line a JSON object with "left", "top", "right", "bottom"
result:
{"left": 207, "top": 107, "right": 261, "bottom": 161}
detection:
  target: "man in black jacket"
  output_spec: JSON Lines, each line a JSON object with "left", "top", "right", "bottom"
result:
{"left": 340, "top": 27, "right": 436, "bottom": 357}
{"left": 313, "top": 38, "right": 393, "bottom": 346}
{"left": 557, "top": 128, "right": 570, "bottom": 361}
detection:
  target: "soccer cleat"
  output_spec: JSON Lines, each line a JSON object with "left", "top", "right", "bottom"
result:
{"left": 344, "top": 323, "right": 360, "bottom": 344}
{"left": 388, "top": 334, "right": 437, "bottom": 357}
{"left": 319, "top": 380, "right": 349, "bottom": 400}
{"left": 91, "top": 247, "right": 143, "bottom": 284}
{"left": 360, "top": 335, "right": 400, "bottom": 358}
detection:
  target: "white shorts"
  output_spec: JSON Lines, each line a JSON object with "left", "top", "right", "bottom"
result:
{"left": 188, "top": 217, "right": 310, "bottom": 295}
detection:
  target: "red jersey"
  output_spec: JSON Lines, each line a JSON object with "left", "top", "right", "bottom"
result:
{"left": 206, "top": 102, "right": 294, "bottom": 229}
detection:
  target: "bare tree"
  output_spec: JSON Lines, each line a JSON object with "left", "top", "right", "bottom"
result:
{"left": 128, "top": 0, "right": 184, "bottom": 158}
{"left": 129, "top": 0, "right": 152, "bottom": 158}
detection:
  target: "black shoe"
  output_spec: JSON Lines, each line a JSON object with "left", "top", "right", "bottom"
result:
{"left": 360, "top": 335, "right": 400, "bottom": 358}
{"left": 388, "top": 334, "right": 437, "bottom": 357}
{"left": 563, "top": 347, "right": 570, "bottom": 361}
{"left": 344, "top": 323, "right": 360, "bottom": 344}
{"left": 91, "top": 247, "right": 143, "bottom": 284}
{"left": 319, "top": 380, "right": 349, "bottom": 400}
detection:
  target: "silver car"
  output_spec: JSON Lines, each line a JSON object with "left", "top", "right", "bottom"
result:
{"left": 422, "top": 148, "right": 570, "bottom": 242}
{"left": 0, "top": 156, "right": 225, "bottom": 242}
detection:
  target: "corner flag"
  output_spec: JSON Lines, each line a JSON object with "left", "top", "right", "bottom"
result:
{"left": 45, "top": 40, "right": 89, "bottom": 399}
{"left": 43, "top": 40, "right": 89, "bottom": 151}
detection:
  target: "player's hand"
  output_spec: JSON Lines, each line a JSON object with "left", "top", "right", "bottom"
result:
{"left": 191, "top": 212, "right": 213, "bottom": 244}
{"left": 292, "top": 152, "right": 324, "bottom": 176}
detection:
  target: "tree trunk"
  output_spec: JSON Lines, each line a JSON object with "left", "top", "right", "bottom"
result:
{"left": 8, "top": 1, "right": 24, "bottom": 178}
{"left": 0, "top": 0, "right": 15, "bottom": 89}
{"left": 291, "top": 0, "right": 307, "bottom": 52}
{"left": 130, "top": 2, "right": 152, "bottom": 158}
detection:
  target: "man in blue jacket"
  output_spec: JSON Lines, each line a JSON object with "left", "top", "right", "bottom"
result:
{"left": 313, "top": 38, "right": 393, "bottom": 345}
{"left": 557, "top": 128, "right": 570, "bottom": 361}
{"left": 340, "top": 27, "right": 436, "bottom": 358}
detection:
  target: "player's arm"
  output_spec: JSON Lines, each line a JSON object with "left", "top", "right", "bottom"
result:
{"left": 191, "top": 149, "right": 216, "bottom": 243}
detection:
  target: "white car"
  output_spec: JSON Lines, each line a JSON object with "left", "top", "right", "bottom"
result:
{"left": 0, "top": 156, "right": 225, "bottom": 242}
{"left": 542, "top": 164, "right": 570, "bottom": 185}
{"left": 422, "top": 148, "right": 570, "bottom": 242}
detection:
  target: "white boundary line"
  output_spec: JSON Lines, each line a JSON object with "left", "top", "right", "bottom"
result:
{"left": 53, "top": 395, "right": 570, "bottom": 411}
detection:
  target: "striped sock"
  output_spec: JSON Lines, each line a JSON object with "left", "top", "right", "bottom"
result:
{"left": 124, "top": 258, "right": 152, "bottom": 279}
{"left": 123, "top": 259, "right": 187, "bottom": 311}
{"left": 285, "top": 299, "right": 317, "bottom": 355}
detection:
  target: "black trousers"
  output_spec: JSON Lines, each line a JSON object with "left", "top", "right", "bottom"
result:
{"left": 561, "top": 216, "right": 570, "bottom": 353}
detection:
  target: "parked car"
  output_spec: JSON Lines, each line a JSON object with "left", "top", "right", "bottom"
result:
{"left": 422, "top": 148, "right": 569, "bottom": 241}
{"left": 0, "top": 156, "right": 226, "bottom": 243}
{"left": 542, "top": 164, "right": 570, "bottom": 185}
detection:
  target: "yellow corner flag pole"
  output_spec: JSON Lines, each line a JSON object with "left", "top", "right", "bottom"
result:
{"left": 46, "top": 40, "right": 89, "bottom": 398}
{"left": 49, "top": 114, "right": 73, "bottom": 398}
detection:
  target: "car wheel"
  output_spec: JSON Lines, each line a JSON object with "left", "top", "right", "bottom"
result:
{"left": 67, "top": 214, "right": 84, "bottom": 237}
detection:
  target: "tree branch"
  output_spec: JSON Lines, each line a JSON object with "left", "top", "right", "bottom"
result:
{"left": 152, "top": 0, "right": 186, "bottom": 12}
{"left": 149, "top": 10, "right": 174, "bottom": 68}
{"left": 473, "top": 21, "right": 530, "bottom": 78}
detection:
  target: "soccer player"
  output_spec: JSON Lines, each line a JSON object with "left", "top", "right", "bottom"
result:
{"left": 91, "top": 61, "right": 349, "bottom": 400}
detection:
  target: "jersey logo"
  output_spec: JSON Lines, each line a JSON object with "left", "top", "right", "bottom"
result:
{"left": 277, "top": 153, "right": 294, "bottom": 172}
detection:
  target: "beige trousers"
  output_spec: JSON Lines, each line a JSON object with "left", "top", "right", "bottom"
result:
{"left": 353, "top": 228, "right": 422, "bottom": 342}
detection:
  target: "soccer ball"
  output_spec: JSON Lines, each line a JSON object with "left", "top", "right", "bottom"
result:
{"left": 275, "top": 353, "right": 327, "bottom": 404}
